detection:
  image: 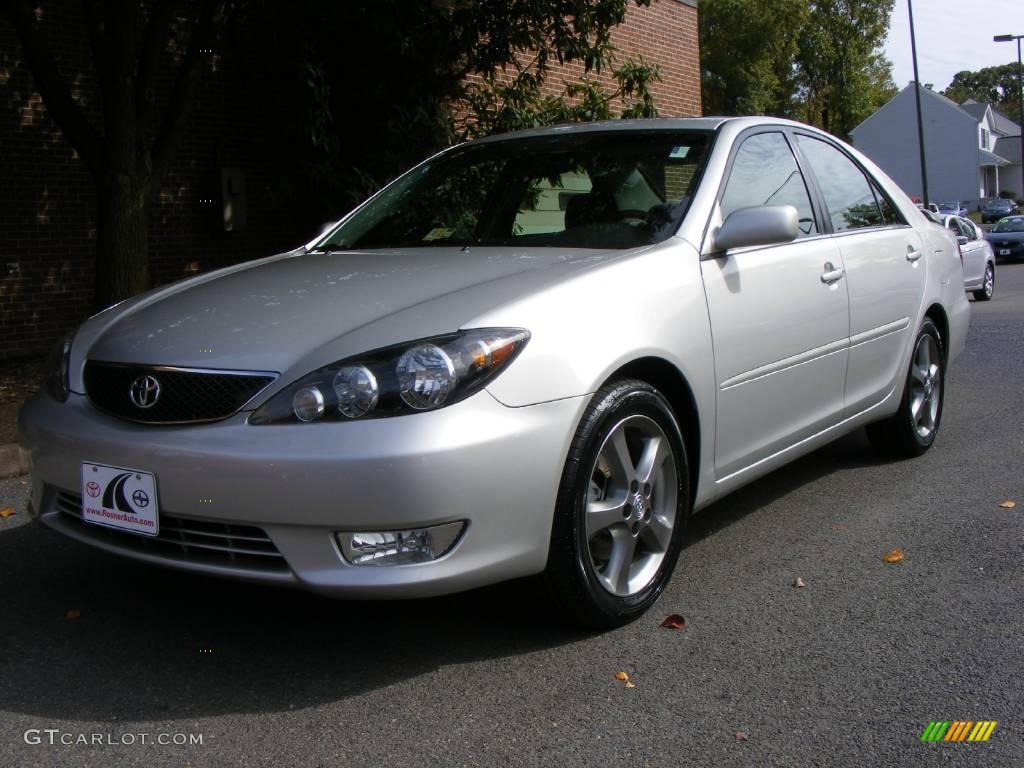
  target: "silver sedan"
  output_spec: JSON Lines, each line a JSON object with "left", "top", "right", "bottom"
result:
{"left": 940, "top": 214, "right": 995, "bottom": 300}
{"left": 19, "top": 118, "right": 970, "bottom": 627}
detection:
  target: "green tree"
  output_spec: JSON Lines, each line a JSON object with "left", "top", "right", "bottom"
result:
{"left": 264, "top": 0, "right": 661, "bottom": 218}
{"left": 795, "top": 0, "right": 897, "bottom": 139}
{"left": 699, "top": 0, "right": 806, "bottom": 116}
{"left": 699, "top": 0, "right": 897, "bottom": 139}
{"left": 7, "top": 0, "right": 659, "bottom": 308}
{"left": 4, "top": 0, "right": 226, "bottom": 309}
{"left": 943, "top": 63, "right": 1022, "bottom": 121}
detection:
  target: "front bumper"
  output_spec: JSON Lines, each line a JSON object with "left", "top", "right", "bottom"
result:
{"left": 987, "top": 240, "right": 1024, "bottom": 259}
{"left": 18, "top": 389, "right": 586, "bottom": 598}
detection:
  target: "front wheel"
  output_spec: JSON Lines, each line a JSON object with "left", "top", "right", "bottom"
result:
{"left": 973, "top": 263, "right": 994, "bottom": 301}
{"left": 866, "top": 319, "right": 945, "bottom": 458}
{"left": 543, "top": 380, "right": 690, "bottom": 628}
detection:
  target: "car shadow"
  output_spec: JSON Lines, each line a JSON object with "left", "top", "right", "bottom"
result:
{"left": 684, "top": 429, "right": 887, "bottom": 545}
{"left": 0, "top": 431, "right": 887, "bottom": 723}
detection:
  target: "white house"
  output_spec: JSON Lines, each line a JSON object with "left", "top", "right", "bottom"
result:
{"left": 850, "top": 83, "right": 1023, "bottom": 209}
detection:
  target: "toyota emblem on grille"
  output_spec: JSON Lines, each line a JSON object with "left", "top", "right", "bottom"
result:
{"left": 130, "top": 375, "right": 161, "bottom": 409}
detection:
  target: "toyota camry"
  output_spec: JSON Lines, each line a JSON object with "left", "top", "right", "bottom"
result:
{"left": 19, "top": 118, "right": 970, "bottom": 627}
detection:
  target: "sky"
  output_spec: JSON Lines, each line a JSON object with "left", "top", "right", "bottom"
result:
{"left": 884, "top": 0, "right": 1023, "bottom": 92}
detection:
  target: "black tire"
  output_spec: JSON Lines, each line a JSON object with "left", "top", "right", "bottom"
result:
{"left": 866, "top": 319, "right": 945, "bottom": 458}
{"left": 542, "top": 379, "right": 690, "bottom": 629}
{"left": 972, "top": 263, "right": 994, "bottom": 301}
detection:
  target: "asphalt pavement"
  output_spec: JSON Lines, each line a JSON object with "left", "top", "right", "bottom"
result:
{"left": 1, "top": 265, "right": 1022, "bottom": 768}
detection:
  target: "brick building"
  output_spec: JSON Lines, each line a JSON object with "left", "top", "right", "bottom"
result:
{"left": 0, "top": 0, "right": 701, "bottom": 361}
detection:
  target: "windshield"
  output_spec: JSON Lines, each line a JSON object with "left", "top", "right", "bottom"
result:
{"left": 992, "top": 217, "right": 1024, "bottom": 233}
{"left": 314, "top": 130, "right": 712, "bottom": 251}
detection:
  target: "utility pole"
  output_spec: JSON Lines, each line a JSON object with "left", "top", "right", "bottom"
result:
{"left": 909, "top": 0, "right": 929, "bottom": 205}
{"left": 994, "top": 33, "right": 1024, "bottom": 199}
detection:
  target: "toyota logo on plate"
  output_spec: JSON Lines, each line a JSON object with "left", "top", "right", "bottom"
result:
{"left": 130, "top": 375, "right": 161, "bottom": 409}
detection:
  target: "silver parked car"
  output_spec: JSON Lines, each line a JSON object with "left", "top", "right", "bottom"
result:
{"left": 20, "top": 118, "right": 970, "bottom": 627}
{"left": 940, "top": 214, "right": 995, "bottom": 300}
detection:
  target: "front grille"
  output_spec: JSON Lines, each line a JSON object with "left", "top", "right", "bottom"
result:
{"left": 53, "top": 490, "right": 290, "bottom": 575}
{"left": 83, "top": 361, "right": 275, "bottom": 424}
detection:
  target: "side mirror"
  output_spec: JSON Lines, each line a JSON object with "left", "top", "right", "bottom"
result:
{"left": 714, "top": 205, "right": 800, "bottom": 252}
{"left": 956, "top": 235, "right": 968, "bottom": 246}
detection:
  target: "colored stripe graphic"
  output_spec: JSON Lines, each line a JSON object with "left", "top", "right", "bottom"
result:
{"left": 921, "top": 721, "right": 996, "bottom": 742}
{"left": 945, "top": 721, "right": 972, "bottom": 741}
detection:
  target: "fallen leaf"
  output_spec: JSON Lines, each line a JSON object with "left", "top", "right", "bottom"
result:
{"left": 831, "top": 522, "right": 848, "bottom": 531}
{"left": 65, "top": 609, "right": 81, "bottom": 620}
{"left": 735, "top": 731, "right": 749, "bottom": 742}
{"left": 793, "top": 577, "right": 806, "bottom": 588}
{"left": 882, "top": 548, "right": 904, "bottom": 564}
{"left": 0, "top": 507, "right": 16, "bottom": 518}
{"left": 624, "top": 681, "right": 636, "bottom": 689}
{"left": 660, "top": 614, "right": 687, "bottom": 629}
{"left": 998, "top": 500, "right": 1016, "bottom": 509}
{"left": 614, "top": 671, "right": 629, "bottom": 682}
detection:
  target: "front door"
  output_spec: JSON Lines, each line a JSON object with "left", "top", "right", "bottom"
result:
{"left": 701, "top": 131, "right": 850, "bottom": 480}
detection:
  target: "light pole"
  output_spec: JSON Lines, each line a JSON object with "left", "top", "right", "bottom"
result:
{"left": 909, "top": 0, "right": 929, "bottom": 205}
{"left": 994, "top": 33, "right": 1024, "bottom": 199}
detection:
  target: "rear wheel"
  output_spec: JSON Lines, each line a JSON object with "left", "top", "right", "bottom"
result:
{"left": 543, "top": 380, "right": 689, "bottom": 628}
{"left": 866, "top": 319, "right": 944, "bottom": 458}
{"left": 973, "top": 263, "right": 994, "bottom": 301}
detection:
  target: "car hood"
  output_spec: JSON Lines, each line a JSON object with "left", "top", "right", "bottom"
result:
{"left": 987, "top": 231, "right": 1024, "bottom": 241}
{"left": 80, "top": 246, "right": 632, "bottom": 376}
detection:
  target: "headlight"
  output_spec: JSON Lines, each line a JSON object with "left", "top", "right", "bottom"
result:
{"left": 44, "top": 329, "right": 76, "bottom": 402}
{"left": 249, "top": 328, "right": 529, "bottom": 424}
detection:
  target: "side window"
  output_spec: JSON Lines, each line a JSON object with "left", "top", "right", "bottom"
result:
{"left": 870, "top": 181, "right": 903, "bottom": 226}
{"left": 959, "top": 218, "right": 978, "bottom": 241}
{"left": 720, "top": 132, "right": 818, "bottom": 237}
{"left": 795, "top": 135, "right": 884, "bottom": 232}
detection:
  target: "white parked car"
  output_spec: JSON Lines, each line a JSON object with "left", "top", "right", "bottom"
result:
{"left": 940, "top": 215, "right": 995, "bottom": 300}
{"left": 20, "top": 118, "right": 970, "bottom": 627}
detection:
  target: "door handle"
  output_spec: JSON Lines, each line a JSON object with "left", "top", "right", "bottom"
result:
{"left": 821, "top": 262, "right": 845, "bottom": 284}
{"left": 906, "top": 245, "right": 922, "bottom": 262}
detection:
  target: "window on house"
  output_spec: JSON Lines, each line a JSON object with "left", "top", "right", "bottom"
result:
{"left": 981, "top": 128, "right": 990, "bottom": 150}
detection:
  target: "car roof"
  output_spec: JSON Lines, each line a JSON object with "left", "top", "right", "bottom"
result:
{"left": 471, "top": 116, "right": 800, "bottom": 144}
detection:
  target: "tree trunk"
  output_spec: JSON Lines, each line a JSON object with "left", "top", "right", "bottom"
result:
{"left": 94, "top": 171, "right": 150, "bottom": 311}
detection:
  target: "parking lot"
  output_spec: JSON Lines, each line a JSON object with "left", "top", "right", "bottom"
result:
{"left": 1, "top": 264, "right": 1022, "bottom": 768}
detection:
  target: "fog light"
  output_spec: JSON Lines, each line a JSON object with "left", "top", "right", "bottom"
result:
{"left": 337, "top": 521, "right": 466, "bottom": 566}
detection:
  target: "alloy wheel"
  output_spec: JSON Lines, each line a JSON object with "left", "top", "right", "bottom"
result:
{"left": 909, "top": 333, "right": 942, "bottom": 440}
{"left": 584, "top": 415, "right": 678, "bottom": 597}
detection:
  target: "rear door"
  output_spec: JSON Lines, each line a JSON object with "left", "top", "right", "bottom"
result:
{"left": 701, "top": 130, "right": 849, "bottom": 479}
{"left": 792, "top": 133, "right": 926, "bottom": 416}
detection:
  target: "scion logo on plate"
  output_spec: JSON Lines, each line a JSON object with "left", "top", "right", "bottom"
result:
{"left": 81, "top": 463, "right": 159, "bottom": 537}
{"left": 130, "top": 375, "right": 161, "bottom": 408}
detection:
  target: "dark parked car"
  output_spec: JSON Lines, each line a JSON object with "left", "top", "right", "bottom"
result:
{"left": 981, "top": 198, "right": 1020, "bottom": 223}
{"left": 986, "top": 216, "right": 1024, "bottom": 261}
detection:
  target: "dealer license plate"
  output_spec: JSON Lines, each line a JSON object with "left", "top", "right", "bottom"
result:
{"left": 80, "top": 462, "right": 159, "bottom": 537}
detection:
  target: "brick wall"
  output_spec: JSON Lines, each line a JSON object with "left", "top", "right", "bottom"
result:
{"left": 463, "top": 0, "right": 702, "bottom": 118}
{"left": 0, "top": 0, "right": 701, "bottom": 361}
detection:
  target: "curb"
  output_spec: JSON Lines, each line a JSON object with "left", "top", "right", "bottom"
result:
{"left": 0, "top": 444, "right": 30, "bottom": 479}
